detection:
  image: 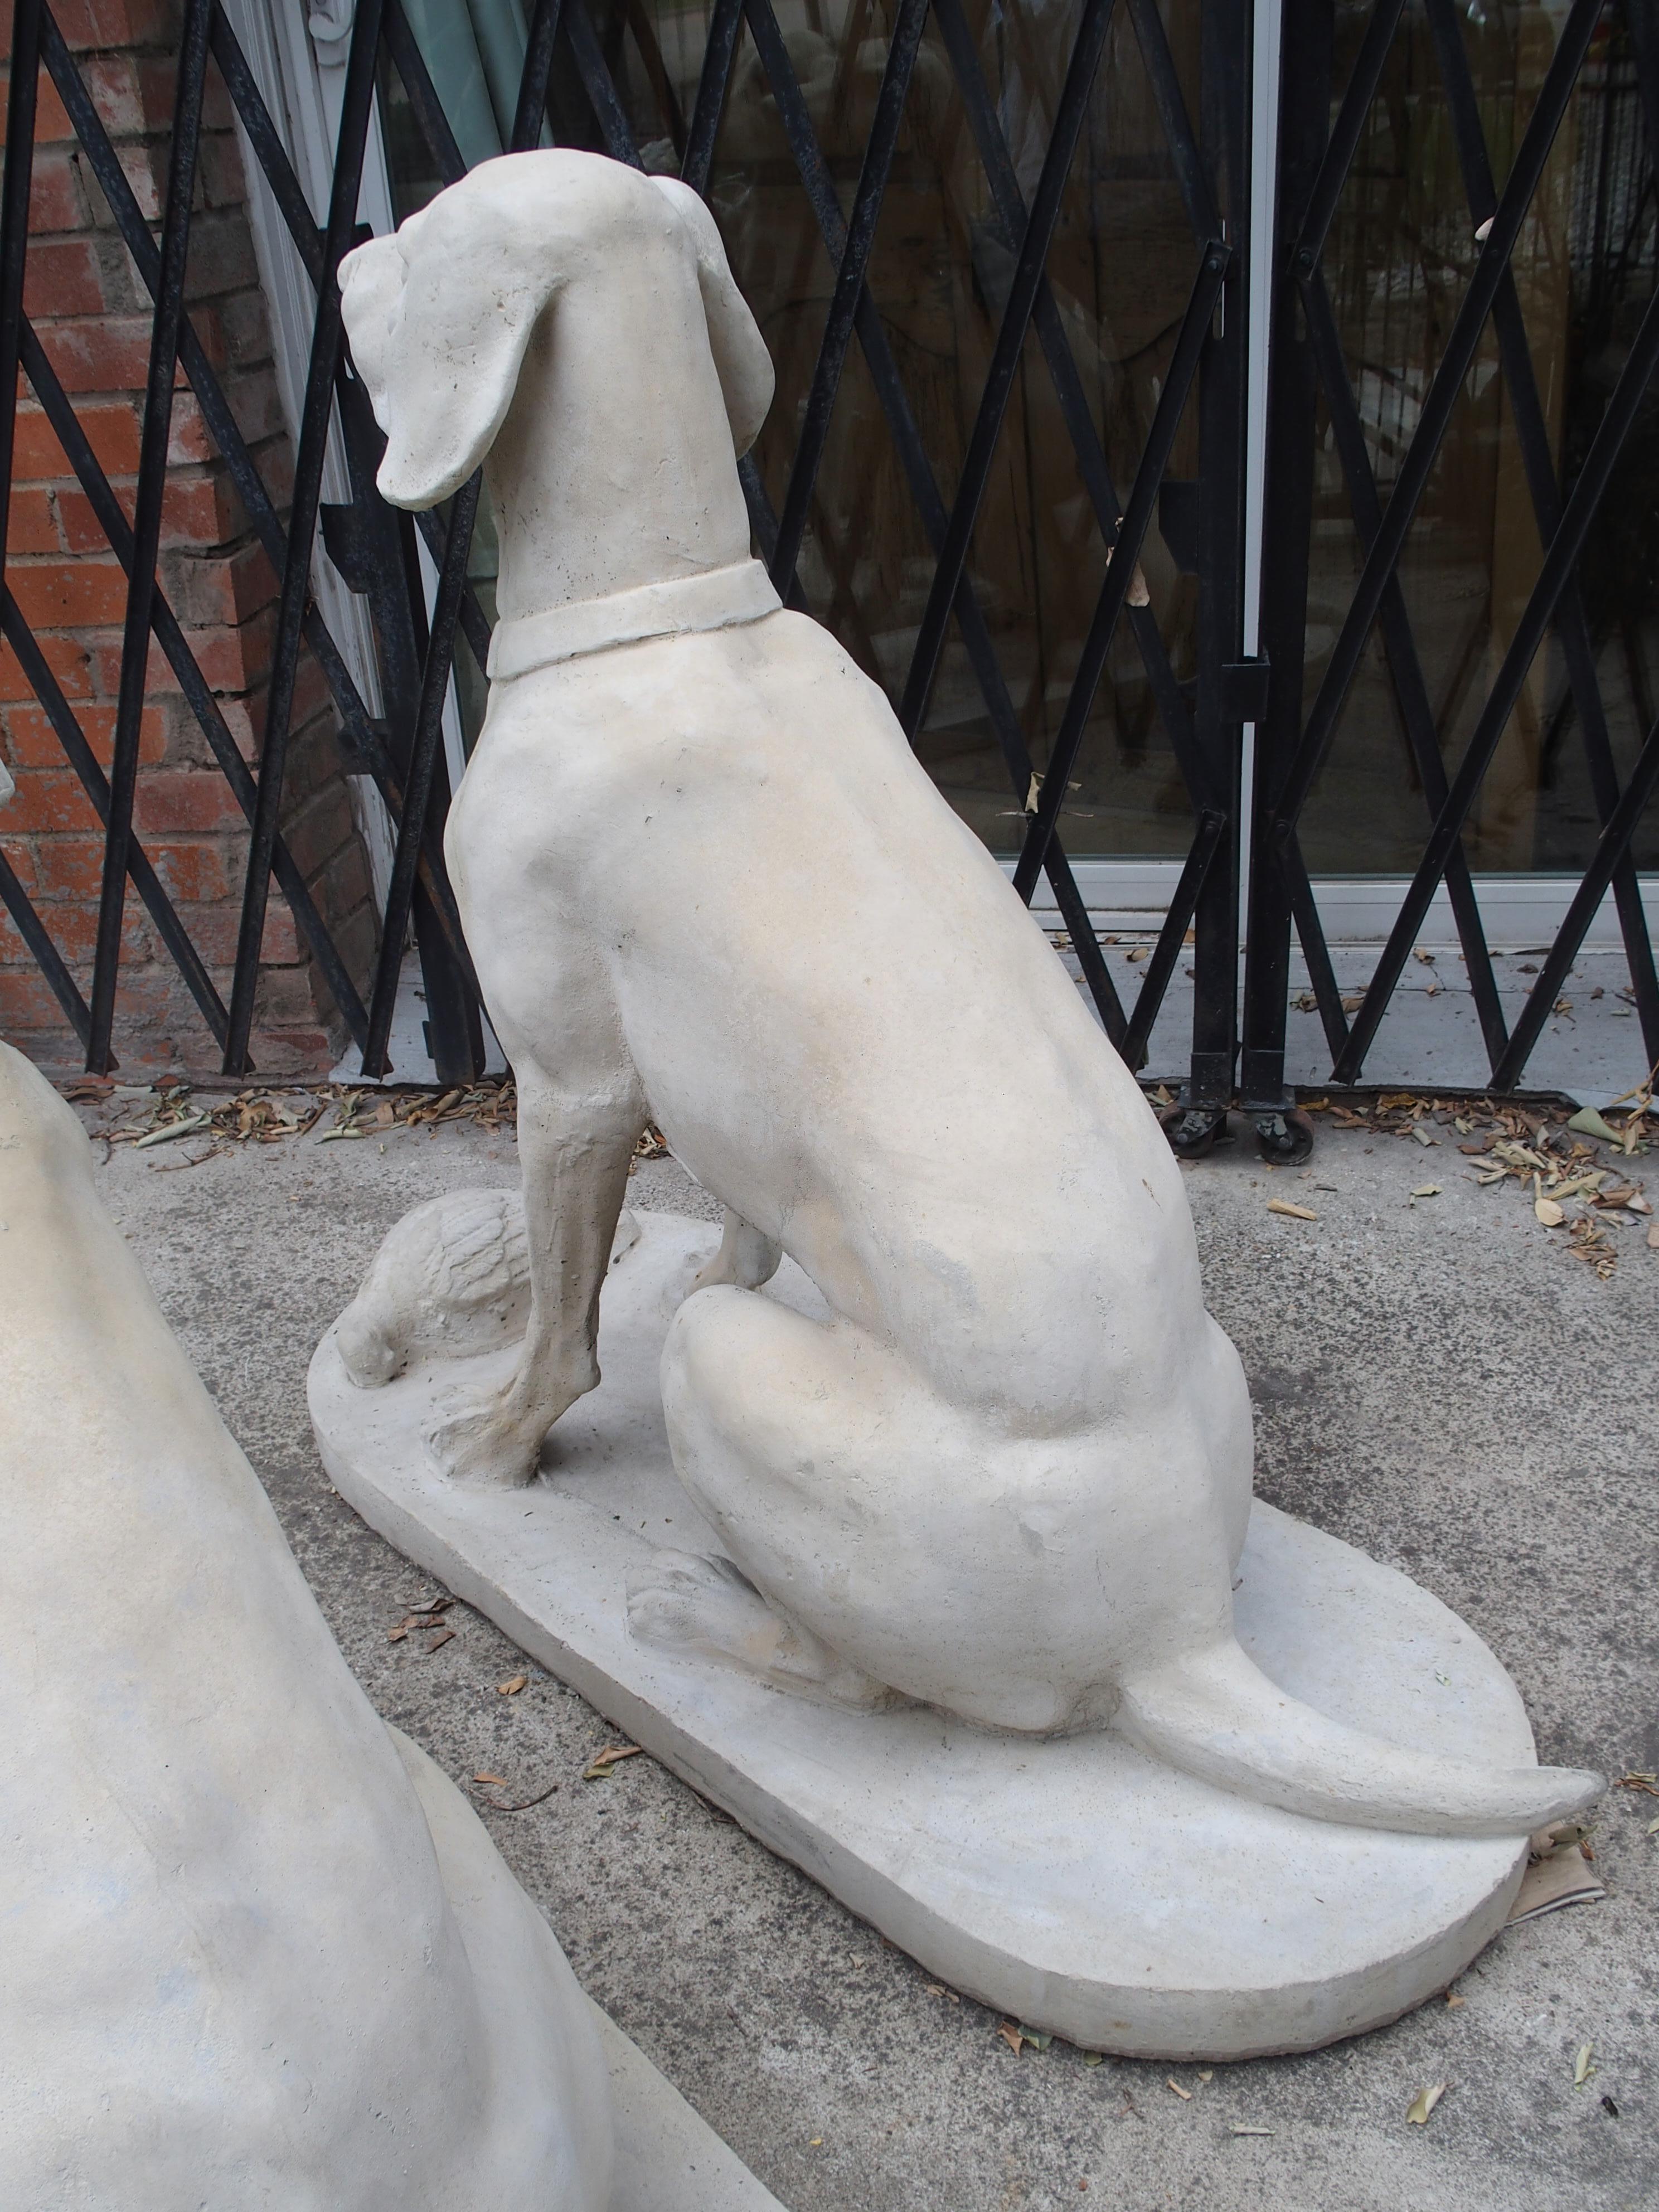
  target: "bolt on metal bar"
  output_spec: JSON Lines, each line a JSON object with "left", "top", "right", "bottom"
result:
{"left": 226, "top": 0, "right": 387, "bottom": 1074}
{"left": 88, "top": 0, "right": 214, "bottom": 1073}
{"left": 18, "top": 318, "right": 369, "bottom": 1045}
{"left": 362, "top": 474, "right": 483, "bottom": 1075}
{"left": 899, "top": 0, "right": 1123, "bottom": 741}
{"left": 770, "top": 0, "right": 929, "bottom": 590}
{"left": 1275, "top": 0, "right": 1601, "bottom": 837}
{"left": 1493, "top": 706, "right": 1659, "bottom": 1090}
{"left": 1333, "top": 273, "right": 1659, "bottom": 1085}
{"left": 1013, "top": 242, "right": 1230, "bottom": 902}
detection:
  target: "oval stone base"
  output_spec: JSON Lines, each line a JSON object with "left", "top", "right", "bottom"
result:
{"left": 311, "top": 1210, "right": 1532, "bottom": 2061}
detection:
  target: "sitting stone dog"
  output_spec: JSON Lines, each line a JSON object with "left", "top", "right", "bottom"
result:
{"left": 337, "top": 151, "right": 1597, "bottom": 1839}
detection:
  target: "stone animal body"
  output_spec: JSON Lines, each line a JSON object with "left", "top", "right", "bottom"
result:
{"left": 338, "top": 151, "right": 1599, "bottom": 1841}
{"left": 0, "top": 1046, "right": 612, "bottom": 2208}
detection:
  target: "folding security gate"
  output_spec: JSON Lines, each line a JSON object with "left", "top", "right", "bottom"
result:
{"left": 1, "top": 0, "right": 1655, "bottom": 1113}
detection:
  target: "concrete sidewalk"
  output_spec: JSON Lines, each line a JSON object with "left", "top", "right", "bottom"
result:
{"left": 81, "top": 1095, "right": 1656, "bottom": 2212}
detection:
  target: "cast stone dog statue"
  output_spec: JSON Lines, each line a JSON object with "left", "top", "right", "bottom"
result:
{"left": 337, "top": 150, "right": 1598, "bottom": 1839}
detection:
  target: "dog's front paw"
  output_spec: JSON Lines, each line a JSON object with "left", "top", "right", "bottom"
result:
{"left": 424, "top": 1377, "right": 546, "bottom": 1487}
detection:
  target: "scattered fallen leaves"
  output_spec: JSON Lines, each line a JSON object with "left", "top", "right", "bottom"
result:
{"left": 473, "top": 1771, "right": 507, "bottom": 1787}
{"left": 1574, "top": 2043, "right": 1596, "bottom": 2089}
{"left": 1406, "top": 2083, "right": 1447, "bottom": 2125}
{"left": 424, "top": 1628, "right": 454, "bottom": 1653}
{"left": 1412, "top": 1183, "right": 1441, "bottom": 1198}
{"left": 1446, "top": 1993, "right": 1466, "bottom": 2009}
{"left": 997, "top": 2022, "right": 1027, "bottom": 2054}
{"left": 1166, "top": 2078, "right": 1192, "bottom": 2101}
{"left": 497, "top": 1674, "right": 528, "bottom": 1695}
{"left": 923, "top": 1983, "right": 962, "bottom": 2004}
{"left": 74, "top": 1079, "right": 520, "bottom": 1155}
{"left": 1267, "top": 1198, "right": 1318, "bottom": 1220}
{"left": 1286, "top": 1089, "right": 1651, "bottom": 1279}
{"left": 1617, "top": 1771, "right": 1659, "bottom": 1797}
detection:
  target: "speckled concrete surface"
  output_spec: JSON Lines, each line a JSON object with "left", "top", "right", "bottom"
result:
{"left": 76, "top": 1100, "right": 1657, "bottom": 2212}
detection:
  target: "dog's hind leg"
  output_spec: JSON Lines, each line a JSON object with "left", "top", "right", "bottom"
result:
{"left": 689, "top": 1209, "right": 782, "bottom": 1296}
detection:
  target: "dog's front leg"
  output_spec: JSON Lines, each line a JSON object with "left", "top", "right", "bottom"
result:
{"left": 426, "top": 1065, "right": 645, "bottom": 1485}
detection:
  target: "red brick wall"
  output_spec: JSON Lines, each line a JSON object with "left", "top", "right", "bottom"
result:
{"left": 0, "top": 0, "right": 377, "bottom": 1074}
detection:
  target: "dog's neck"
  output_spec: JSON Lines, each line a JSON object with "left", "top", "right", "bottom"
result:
{"left": 484, "top": 305, "right": 755, "bottom": 619}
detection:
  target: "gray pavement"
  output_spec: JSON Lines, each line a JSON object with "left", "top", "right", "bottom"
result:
{"left": 81, "top": 1094, "right": 1656, "bottom": 2212}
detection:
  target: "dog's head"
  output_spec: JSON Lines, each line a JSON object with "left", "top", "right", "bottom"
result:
{"left": 339, "top": 149, "right": 770, "bottom": 513}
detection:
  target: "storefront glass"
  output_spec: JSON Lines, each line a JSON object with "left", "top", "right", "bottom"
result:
{"left": 1302, "top": 2, "right": 1658, "bottom": 875}
{"left": 373, "top": 0, "right": 1657, "bottom": 877}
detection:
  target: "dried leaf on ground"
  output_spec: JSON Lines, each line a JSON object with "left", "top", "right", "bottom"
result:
{"left": 1411, "top": 1184, "right": 1441, "bottom": 1198}
{"left": 1535, "top": 1196, "right": 1565, "bottom": 1226}
{"left": 473, "top": 1772, "right": 507, "bottom": 1786}
{"left": 1567, "top": 1107, "right": 1620, "bottom": 1143}
{"left": 1574, "top": 2044, "right": 1595, "bottom": 2088}
{"left": 581, "top": 1744, "right": 642, "bottom": 1780}
{"left": 497, "top": 1674, "right": 528, "bottom": 1695}
{"left": 1166, "top": 2078, "right": 1191, "bottom": 2100}
{"left": 1267, "top": 1199, "right": 1318, "bottom": 1221}
{"left": 1405, "top": 2083, "right": 1447, "bottom": 2124}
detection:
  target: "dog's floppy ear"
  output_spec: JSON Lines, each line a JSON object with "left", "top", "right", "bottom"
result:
{"left": 648, "top": 174, "right": 773, "bottom": 459}
{"left": 339, "top": 180, "right": 560, "bottom": 512}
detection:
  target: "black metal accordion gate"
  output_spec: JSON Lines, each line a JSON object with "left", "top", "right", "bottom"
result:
{"left": 1, "top": 0, "right": 1656, "bottom": 1108}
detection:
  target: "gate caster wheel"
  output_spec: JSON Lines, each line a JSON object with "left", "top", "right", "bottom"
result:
{"left": 1251, "top": 1107, "right": 1314, "bottom": 1165}
{"left": 1160, "top": 1105, "right": 1231, "bottom": 1160}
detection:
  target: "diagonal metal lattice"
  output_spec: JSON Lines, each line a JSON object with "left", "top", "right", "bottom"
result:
{"left": 1249, "top": 0, "right": 1659, "bottom": 1100}
{"left": 1, "top": 0, "right": 1248, "bottom": 1089}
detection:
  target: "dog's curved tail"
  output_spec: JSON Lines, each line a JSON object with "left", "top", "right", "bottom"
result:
{"left": 1114, "top": 1637, "right": 1601, "bottom": 1838}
